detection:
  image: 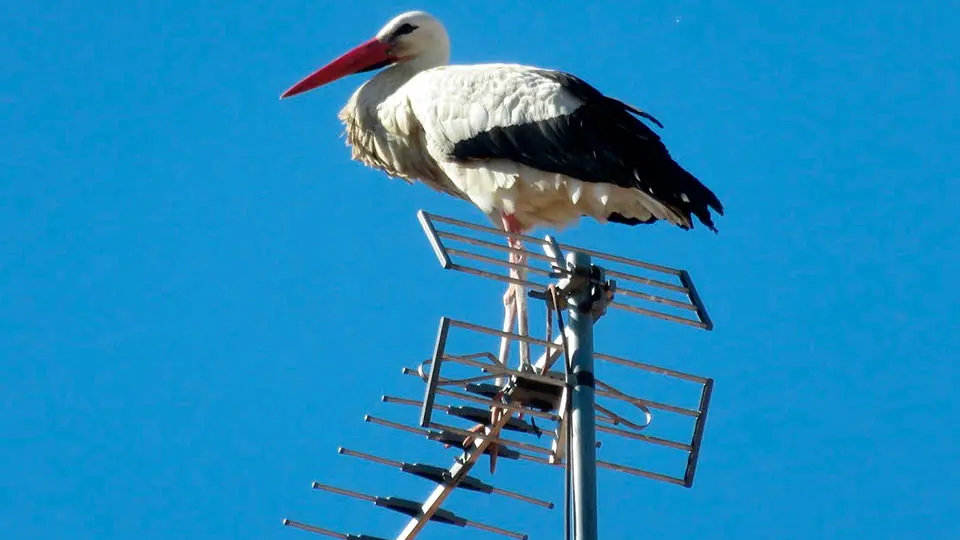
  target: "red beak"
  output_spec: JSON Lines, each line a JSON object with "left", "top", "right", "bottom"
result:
{"left": 280, "top": 38, "right": 393, "bottom": 99}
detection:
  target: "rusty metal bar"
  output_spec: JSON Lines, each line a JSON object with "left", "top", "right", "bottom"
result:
{"left": 395, "top": 409, "right": 518, "bottom": 540}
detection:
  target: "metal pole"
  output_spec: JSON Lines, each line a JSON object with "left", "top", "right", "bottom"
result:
{"left": 566, "top": 251, "right": 598, "bottom": 540}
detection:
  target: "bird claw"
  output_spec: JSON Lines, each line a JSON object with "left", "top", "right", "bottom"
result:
{"left": 460, "top": 422, "right": 500, "bottom": 474}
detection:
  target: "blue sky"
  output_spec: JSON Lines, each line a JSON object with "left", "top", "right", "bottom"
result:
{"left": 2, "top": 1, "right": 958, "bottom": 539}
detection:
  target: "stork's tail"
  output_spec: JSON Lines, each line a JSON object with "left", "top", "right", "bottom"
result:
{"left": 608, "top": 162, "right": 724, "bottom": 232}
{"left": 676, "top": 163, "right": 724, "bottom": 232}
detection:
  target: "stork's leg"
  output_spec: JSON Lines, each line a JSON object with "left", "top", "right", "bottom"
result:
{"left": 497, "top": 246, "right": 530, "bottom": 368}
{"left": 497, "top": 247, "right": 518, "bottom": 372}
{"left": 499, "top": 214, "right": 531, "bottom": 372}
{"left": 514, "top": 240, "right": 531, "bottom": 371}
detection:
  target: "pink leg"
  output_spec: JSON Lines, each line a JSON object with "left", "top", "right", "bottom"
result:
{"left": 501, "top": 213, "right": 524, "bottom": 308}
{"left": 499, "top": 213, "right": 530, "bottom": 371}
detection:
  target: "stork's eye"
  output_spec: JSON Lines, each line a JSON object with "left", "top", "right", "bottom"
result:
{"left": 392, "top": 23, "right": 418, "bottom": 39}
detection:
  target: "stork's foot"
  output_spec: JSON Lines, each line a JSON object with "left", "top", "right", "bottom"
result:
{"left": 456, "top": 423, "right": 500, "bottom": 474}
{"left": 460, "top": 423, "right": 486, "bottom": 447}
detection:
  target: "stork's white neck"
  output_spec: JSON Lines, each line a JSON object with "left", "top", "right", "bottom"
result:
{"left": 346, "top": 48, "right": 449, "bottom": 115}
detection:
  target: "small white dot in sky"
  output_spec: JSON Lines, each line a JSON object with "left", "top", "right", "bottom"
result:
{"left": 675, "top": 16, "right": 682, "bottom": 23}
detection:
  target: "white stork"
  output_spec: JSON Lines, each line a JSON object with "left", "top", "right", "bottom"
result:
{"left": 281, "top": 9, "right": 722, "bottom": 228}
{"left": 280, "top": 11, "right": 723, "bottom": 459}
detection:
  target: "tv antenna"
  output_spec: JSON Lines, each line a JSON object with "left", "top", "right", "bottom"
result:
{"left": 284, "top": 210, "right": 716, "bottom": 540}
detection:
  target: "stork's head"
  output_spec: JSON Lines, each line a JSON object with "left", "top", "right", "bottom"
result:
{"left": 280, "top": 11, "right": 449, "bottom": 99}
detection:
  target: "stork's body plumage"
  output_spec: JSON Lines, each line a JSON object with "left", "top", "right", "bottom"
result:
{"left": 281, "top": 10, "right": 723, "bottom": 473}
{"left": 343, "top": 63, "right": 724, "bottom": 233}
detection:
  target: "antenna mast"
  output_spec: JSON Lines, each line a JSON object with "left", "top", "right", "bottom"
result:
{"left": 566, "top": 251, "right": 600, "bottom": 540}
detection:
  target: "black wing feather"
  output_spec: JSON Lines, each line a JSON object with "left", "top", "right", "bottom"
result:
{"left": 450, "top": 70, "right": 724, "bottom": 231}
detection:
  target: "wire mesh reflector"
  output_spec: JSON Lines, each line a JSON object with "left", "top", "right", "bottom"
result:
{"left": 409, "top": 316, "right": 714, "bottom": 488}
{"left": 417, "top": 211, "right": 713, "bottom": 330}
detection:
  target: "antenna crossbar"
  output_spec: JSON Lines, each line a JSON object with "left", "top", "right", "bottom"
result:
{"left": 283, "top": 519, "right": 388, "bottom": 540}
{"left": 337, "top": 447, "right": 554, "bottom": 509}
{"left": 308, "top": 482, "right": 527, "bottom": 540}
